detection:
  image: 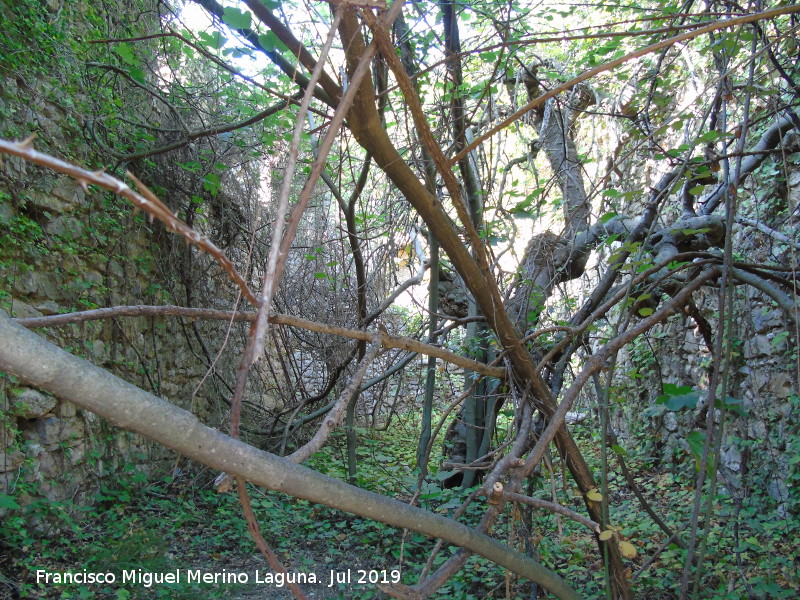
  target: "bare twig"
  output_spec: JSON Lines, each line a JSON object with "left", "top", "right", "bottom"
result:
{"left": 12, "top": 305, "right": 505, "bottom": 378}
{"left": 246, "top": 7, "right": 345, "bottom": 366}
{"left": 499, "top": 490, "right": 600, "bottom": 533}
{"left": 235, "top": 478, "right": 309, "bottom": 599}
{"left": 0, "top": 137, "right": 258, "bottom": 305}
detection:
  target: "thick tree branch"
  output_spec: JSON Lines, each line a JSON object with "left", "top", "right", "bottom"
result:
{"left": 0, "top": 313, "right": 578, "bottom": 600}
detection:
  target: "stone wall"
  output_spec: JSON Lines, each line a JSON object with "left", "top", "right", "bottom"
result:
{"left": 0, "top": 0, "right": 258, "bottom": 511}
{"left": 611, "top": 164, "right": 799, "bottom": 514}
{"left": 0, "top": 153, "right": 239, "bottom": 504}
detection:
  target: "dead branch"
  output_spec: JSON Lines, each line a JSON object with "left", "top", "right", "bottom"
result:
{"left": 12, "top": 305, "right": 505, "bottom": 378}
{"left": 0, "top": 313, "right": 579, "bottom": 600}
{"left": 0, "top": 137, "right": 258, "bottom": 305}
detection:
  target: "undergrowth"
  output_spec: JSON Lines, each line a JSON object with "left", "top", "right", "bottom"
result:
{"left": 1, "top": 412, "right": 798, "bottom": 599}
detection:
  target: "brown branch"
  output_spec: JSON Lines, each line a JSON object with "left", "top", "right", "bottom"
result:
{"left": 0, "top": 313, "right": 578, "bottom": 600}
{"left": 341, "top": 10, "right": 632, "bottom": 596}
{"left": 12, "top": 305, "right": 505, "bottom": 378}
{"left": 236, "top": 479, "right": 308, "bottom": 599}
{"left": 0, "top": 137, "right": 258, "bottom": 306}
{"left": 500, "top": 490, "right": 600, "bottom": 533}
{"left": 232, "top": 16, "right": 346, "bottom": 583}
{"left": 517, "top": 267, "right": 721, "bottom": 485}
{"left": 361, "top": 10, "right": 473, "bottom": 238}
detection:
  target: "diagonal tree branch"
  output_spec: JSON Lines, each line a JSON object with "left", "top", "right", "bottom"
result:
{"left": 12, "top": 305, "right": 505, "bottom": 378}
{"left": 0, "top": 137, "right": 258, "bottom": 305}
{"left": 0, "top": 312, "right": 579, "bottom": 600}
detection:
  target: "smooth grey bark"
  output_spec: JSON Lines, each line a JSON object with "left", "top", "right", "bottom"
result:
{"left": 0, "top": 313, "right": 579, "bottom": 600}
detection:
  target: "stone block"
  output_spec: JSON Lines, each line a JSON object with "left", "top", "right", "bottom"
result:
{"left": 55, "top": 401, "right": 78, "bottom": 418}
{"left": 751, "top": 307, "right": 783, "bottom": 334}
{"left": 12, "top": 271, "right": 38, "bottom": 295}
{"left": 743, "top": 334, "right": 772, "bottom": 359}
{"left": 748, "top": 366, "right": 770, "bottom": 392}
{"left": 12, "top": 271, "right": 58, "bottom": 299}
{"left": 0, "top": 420, "right": 14, "bottom": 450}
{"left": 0, "top": 201, "right": 14, "bottom": 223}
{"left": 0, "top": 447, "right": 24, "bottom": 472}
{"left": 664, "top": 412, "right": 679, "bottom": 433}
{"left": 66, "top": 441, "right": 86, "bottom": 466}
{"left": 11, "top": 387, "right": 56, "bottom": 419}
{"left": 769, "top": 373, "right": 795, "bottom": 399}
{"left": 747, "top": 419, "right": 767, "bottom": 440}
{"left": 720, "top": 444, "right": 741, "bottom": 473}
{"left": 50, "top": 176, "right": 85, "bottom": 206}
{"left": 35, "top": 300, "right": 61, "bottom": 315}
{"left": 8, "top": 298, "right": 42, "bottom": 319}
{"left": 24, "top": 442, "right": 45, "bottom": 459}
{"left": 22, "top": 415, "right": 84, "bottom": 450}
{"left": 90, "top": 339, "right": 107, "bottom": 363}
{"left": 45, "top": 215, "right": 84, "bottom": 239}
{"left": 108, "top": 259, "right": 124, "bottom": 279}
{"left": 25, "top": 187, "right": 67, "bottom": 214}
{"left": 37, "top": 450, "right": 63, "bottom": 480}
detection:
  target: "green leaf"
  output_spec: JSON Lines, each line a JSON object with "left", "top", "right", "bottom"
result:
{"left": 222, "top": 7, "right": 252, "bottom": 30}
{"left": 637, "top": 307, "right": 654, "bottom": 316}
{"left": 202, "top": 173, "right": 221, "bottom": 197}
{"left": 0, "top": 494, "right": 21, "bottom": 509}
{"left": 685, "top": 430, "right": 712, "bottom": 475}
{"left": 199, "top": 31, "right": 227, "bottom": 50}
{"left": 663, "top": 392, "right": 700, "bottom": 411}
{"left": 771, "top": 331, "right": 790, "bottom": 347}
{"left": 599, "top": 212, "right": 617, "bottom": 224}
{"left": 115, "top": 42, "right": 137, "bottom": 66}
{"left": 611, "top": 444, "right": 628, "bottom": 457}
{"left": 258, "top": 32, "right": 288, "bottom": 53}
{"left": 655, "top": 384, "right": 702, "bottom": 411}
{"left": 658, "top": 383, "right": 692, "bottom": 398}
{"left": 716, "top": 395, "right": 747, "bottom": 417}
{"left": 129, "top": 67, "right": 146, "bottom": 84}
{"left": 642, "top": 404, "right": 667, "bottom": 417}
{"left": 697, "top": 130, "right": 721, "bottom": 143}
{"left": 686, "top": 430, "right": 705, "bottom": 460}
